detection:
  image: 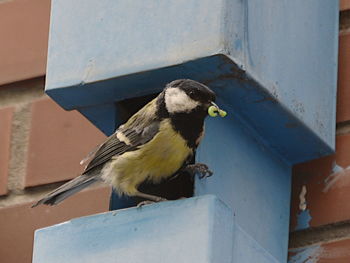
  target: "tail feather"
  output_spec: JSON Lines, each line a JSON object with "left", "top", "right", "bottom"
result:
{"left": 32, "top": 174, "right": 100, "bottom": 207}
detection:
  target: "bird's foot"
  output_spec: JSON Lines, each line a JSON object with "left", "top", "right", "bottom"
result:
{"left": 185, "top": 163, "right": 213, "bottom": 179}
{"left": 136, "top": 197, "right": 167, "bottom": 208}
{"left": 134, "top": 192, "right": 167, "bottom": 208}
{"left": 137, "top": 200, "right": 155, "bottom": 208}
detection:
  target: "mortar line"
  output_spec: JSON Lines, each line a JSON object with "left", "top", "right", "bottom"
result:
{"left": 0, "top": 77, "right": 45, "bottom": 108}
{"left": 7, "top": 103, "right": 33, "bottom": 192}
{"left": 340, "top": 9, "right": 350, "bottom": 31}
{"left": 289, "top": 220, "right": 350, "bottom": 249}
{"left": 336, "top": 121, "right": 350, "bottom": 135}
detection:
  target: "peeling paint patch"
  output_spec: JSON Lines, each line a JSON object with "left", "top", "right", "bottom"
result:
{"left": 298, "top": 185, "right": 307, "bottom": 211}
{"left": 295, "top": 209, "right": 312, "bottom": 231}
{"left": 332, "top": 162, "right": 344, "bottom": 174}
{"left": 289, "top": 245, "right": 323, "bottom": 263}
{"left": 81, "top": 59, "right": 95, "bottom": 84}
{"left": 323, "top": 163, "right": 350, "bottom": 193}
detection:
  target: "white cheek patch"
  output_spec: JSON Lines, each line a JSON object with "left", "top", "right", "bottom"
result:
{"left": 165, "top": 87, "right": 199, "bottom": 113}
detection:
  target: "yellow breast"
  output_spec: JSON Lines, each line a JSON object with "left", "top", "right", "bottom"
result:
{"left": 102, "top": 119, "right": 193, "bottom": 195}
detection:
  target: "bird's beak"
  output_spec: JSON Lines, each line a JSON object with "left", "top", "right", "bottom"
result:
{"left": 211, "top": 102, "right": 220, "bottom": 110}
{"left": 208, "top": 102, "right": 227, "bottom": 117}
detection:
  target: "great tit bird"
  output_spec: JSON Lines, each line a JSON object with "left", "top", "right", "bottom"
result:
{"left": 32, "top": 79, "right": 225, "bottom": 207}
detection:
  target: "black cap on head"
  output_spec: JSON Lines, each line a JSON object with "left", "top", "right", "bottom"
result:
{"left": 167, "top": 79, "right": 216, "bottom": 103}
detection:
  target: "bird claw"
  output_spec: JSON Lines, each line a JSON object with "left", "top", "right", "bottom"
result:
{"left": 137, "top": 200, "right": 155, "bottom": 208}
{"left": 185, "top": 163, "right": 213, "bottom": 179}
{"left": 137, "top": 197, "right": 167, "bottom": 208}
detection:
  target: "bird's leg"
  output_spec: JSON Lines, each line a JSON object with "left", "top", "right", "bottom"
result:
{"left": 183, "top": 163, "right": 213, "bottom": 179}
{"left": 136, "top": 200, "right": 155, "bottom": 207}
{"left": 134, "top": 191, "right": 167, "bottom": 202}
{"left": 134, "top": 191, "right": 167, "bottom": 208}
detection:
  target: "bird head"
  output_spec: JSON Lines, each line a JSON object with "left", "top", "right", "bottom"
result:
{"left": 164, "top": 79, "right": 221, "bottom": 116}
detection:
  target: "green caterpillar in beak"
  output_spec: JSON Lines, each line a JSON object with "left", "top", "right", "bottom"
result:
{"left": 208, "top": 105, "right": 227, "bottom": 117}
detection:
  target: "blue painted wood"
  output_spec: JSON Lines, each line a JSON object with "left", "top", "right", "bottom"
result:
{"left": 196, "top": 101, "right": 291, "bottom": 262}
{"left": 78, "top": 104, "right": 117, "bottom": 135}
{"left": 241, "top": 0, "right": 339, "bottom": 149}
{"left": 47, "top": 55, "right": 332, "bottom": 165}
{"left": 45, "top": 0, "right": 338, "bottom": 151}
{"left": 33, "top": 195, "right": 235, "bottom": 263}
{"left": 233, "top": 225, "right": 280, "bottom": 263}
{"left": 42, "top": 1, "right": 339, "bottom": 262}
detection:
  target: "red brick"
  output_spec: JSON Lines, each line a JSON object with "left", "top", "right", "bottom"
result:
{"left": 25, "top": 98, "right": 106, "bottom": 187}
{"left": 0, "top": 0, "right": 50, "bottom": 85}
{"left": 289, "top": 239, "right": 350, "bottom": 263}
{"left": 337, "top": 32, "right": 350, "bottom": 123}
{"left": 290, "top": 134, "right": 350, "bottom": 230}
{"left": 340, "top": 0, "right": 350, "bottom": 11}
{"left": 336, "top": 134, "right": 350, "bottom": 167}
{"left": 0, "top": 186, "right": 111, "bottom": 263}
{"left": 0, "top": 107, "right": 13, "bottom": 196}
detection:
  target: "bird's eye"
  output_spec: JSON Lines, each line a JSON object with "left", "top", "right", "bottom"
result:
{"left": 189, "top": 90, "right": 199, "bottom": 97}
{"left": 188, "top": 89, "right": 201, "bottom": 101}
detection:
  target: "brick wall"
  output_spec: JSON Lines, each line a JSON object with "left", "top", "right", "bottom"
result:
{"left": 289, "top": 6, "right": 350, "bottom": 262}
{"left": 0, "top": 1, "right": 110, "bottom": 262}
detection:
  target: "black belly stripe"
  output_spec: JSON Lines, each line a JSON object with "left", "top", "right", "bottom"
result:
{"left": 170, "top": 110, "right": 206, "bottom": 149}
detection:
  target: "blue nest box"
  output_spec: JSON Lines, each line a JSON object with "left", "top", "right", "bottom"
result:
{"left": 37, "top": 0, "right": 339, "bottom": 262}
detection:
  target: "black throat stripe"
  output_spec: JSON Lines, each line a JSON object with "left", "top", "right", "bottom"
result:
{"left": 170, "top": 110, "right": 206, "bottom": 149}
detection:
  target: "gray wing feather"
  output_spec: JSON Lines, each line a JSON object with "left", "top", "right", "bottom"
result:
{"left": 82, "top": 136, "right": 135, "bottom": 174}
{"left": 82, "top": 98, "right": 159, "bottom": 174}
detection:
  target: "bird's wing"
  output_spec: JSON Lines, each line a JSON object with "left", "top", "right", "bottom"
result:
{"left": 82, "top": 98, "right": 160, "bottom": 174}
